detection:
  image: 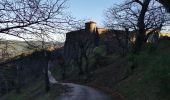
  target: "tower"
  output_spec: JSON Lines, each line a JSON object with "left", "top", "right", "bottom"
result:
{"left": 85, "top": 21, "right": 97, "bottom": 33}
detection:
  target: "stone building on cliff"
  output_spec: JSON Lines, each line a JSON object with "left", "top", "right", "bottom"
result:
{"left": 63, "top": 21, "right": 127, "bottom": 64}
{"left": 63, "top": 21, "right": 170, "bottom": 64}
{"left": 64, "top": 21, "right": 99, "bottom": 64}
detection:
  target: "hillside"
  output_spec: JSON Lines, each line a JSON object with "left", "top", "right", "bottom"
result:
{"left": 0, "top": 0, "right": 170, "bottom": 100}
{"left": 0, "top": 40, "right": 64, "bottom": 59}
{"left": 58, "top": 39, "right": 170, "bottom": 100}
{"left": 0, "top": 39, "right": 170, "bottom": 100}
{"left": 115, "top": 40, "right": 170, "bottom": 100}
{"left": 1, "top": 81, "right": 70, "bottom": 100}
{"left": 94, "top": 40, "right": 169, "bottom": 100}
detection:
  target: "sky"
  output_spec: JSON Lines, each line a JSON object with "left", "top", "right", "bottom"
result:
{"left": 68, "top": 0, "right": 122, "bottom": 27}
{"left": 1, "top": 0, "right": 122, "bottom": 41}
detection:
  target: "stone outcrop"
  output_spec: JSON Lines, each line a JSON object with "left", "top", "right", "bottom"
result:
{"left": 64, "top": 21, "right": 99, "bottom": 64}
{"left": 0, "top": 50, "right": 53, "bottom": 95}
{"left": 63, "top": 21, "right": 130, "bottom": 61}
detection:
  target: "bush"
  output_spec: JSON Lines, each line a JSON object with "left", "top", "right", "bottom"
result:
{"left": 93, "top": 46, "right": 106, "bottom": 57}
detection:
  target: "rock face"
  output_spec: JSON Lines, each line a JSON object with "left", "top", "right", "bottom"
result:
{"left": 64, "top": 21, "right": 99, "bottom": 64}
{"left": 0, "top": 46, "right": 66, "bottom": 95}
{"left": 0, "top": 50, "right": 52, "bottom": 95}
{"left": 63, "top": 21, "right": 128, "bottom": 63}
{"left": 64, "top": 21, "right": 132, "bottom": 59}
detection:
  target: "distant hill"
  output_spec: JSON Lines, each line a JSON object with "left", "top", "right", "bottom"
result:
{"left": 0, "top": 40, "right": 64, "bottom": 59}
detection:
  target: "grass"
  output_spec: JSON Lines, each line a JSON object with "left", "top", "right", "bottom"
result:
{"left": 49, "top": 39, "right": 170, "bottom": 100}
{"left": 116, "top": 40, "right": 170, "bottom": 100}
{"left": 65, "top": 39, "right": 170, "bottom": 100}
{"left": 6, "top": 39, "right": 169, "bottom": 100}
{"left": 1, "top": 80, "right": 70, "bottom": 100}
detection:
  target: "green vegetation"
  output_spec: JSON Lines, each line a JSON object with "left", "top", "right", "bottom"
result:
{"left": 1, "top": 80, "right": 70, "bottom": 100}
{"left": 116, "top": 40, "right": 170, "bottom": 100}
{"left": 48, "top": 40, "right": 170, "bottom": 100}
{"left": 64, "top": 39, "right": 170, "bottom": 100}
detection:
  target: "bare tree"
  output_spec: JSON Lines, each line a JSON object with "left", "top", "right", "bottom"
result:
{"left": 104, "top": 0, "right": 170, "bottom": 53}
{"left": 0, "top": 0, "right": 73, "bottom": 42}
{"left": 0, "top": 0, "right": 74, "bottom": 92}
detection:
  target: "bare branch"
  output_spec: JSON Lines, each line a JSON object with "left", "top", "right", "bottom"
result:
{"left": 0, "top": 0, "right": 73, "bottom": 46}
{"left": 133, "top": 0, "right": 143, "bottom": 6}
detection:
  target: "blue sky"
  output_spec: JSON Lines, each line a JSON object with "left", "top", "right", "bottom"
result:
{"left": 2, "top": 0, "right": 123, "bottom": 41}
{"left": 68, "top": 0, "right": 122, "bottom": 27}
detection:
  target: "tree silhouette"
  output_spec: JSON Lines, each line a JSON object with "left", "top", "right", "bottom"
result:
{"left": 105, "top": 0, "right": 170, "bottom": 53}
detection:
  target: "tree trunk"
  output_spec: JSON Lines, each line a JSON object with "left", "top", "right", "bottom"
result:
{"left": 62, "top": 65, "right": 66, "bottom": 80}
{"left": 45, "top": 65, "right": 49, "bottom": 92}
{"left": 84, "top": 54, "right": 89, "bottom": 75}
{"left": 16, "top": 65, "right": 21, "bottom": 93}
{"left": 123, "top": 28, "right": 129, "bottom": 56}
{"left": 77, "top": 57, "right": 84, "bottom": 75}
{"left": 134, "top": 0, "right": 151, "bottom": 53}
{"left": 134, "top": 30, "right": 146, "bottom": 53}
{"left": 44, "top": 51, "right": 50, "bottom": 92}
